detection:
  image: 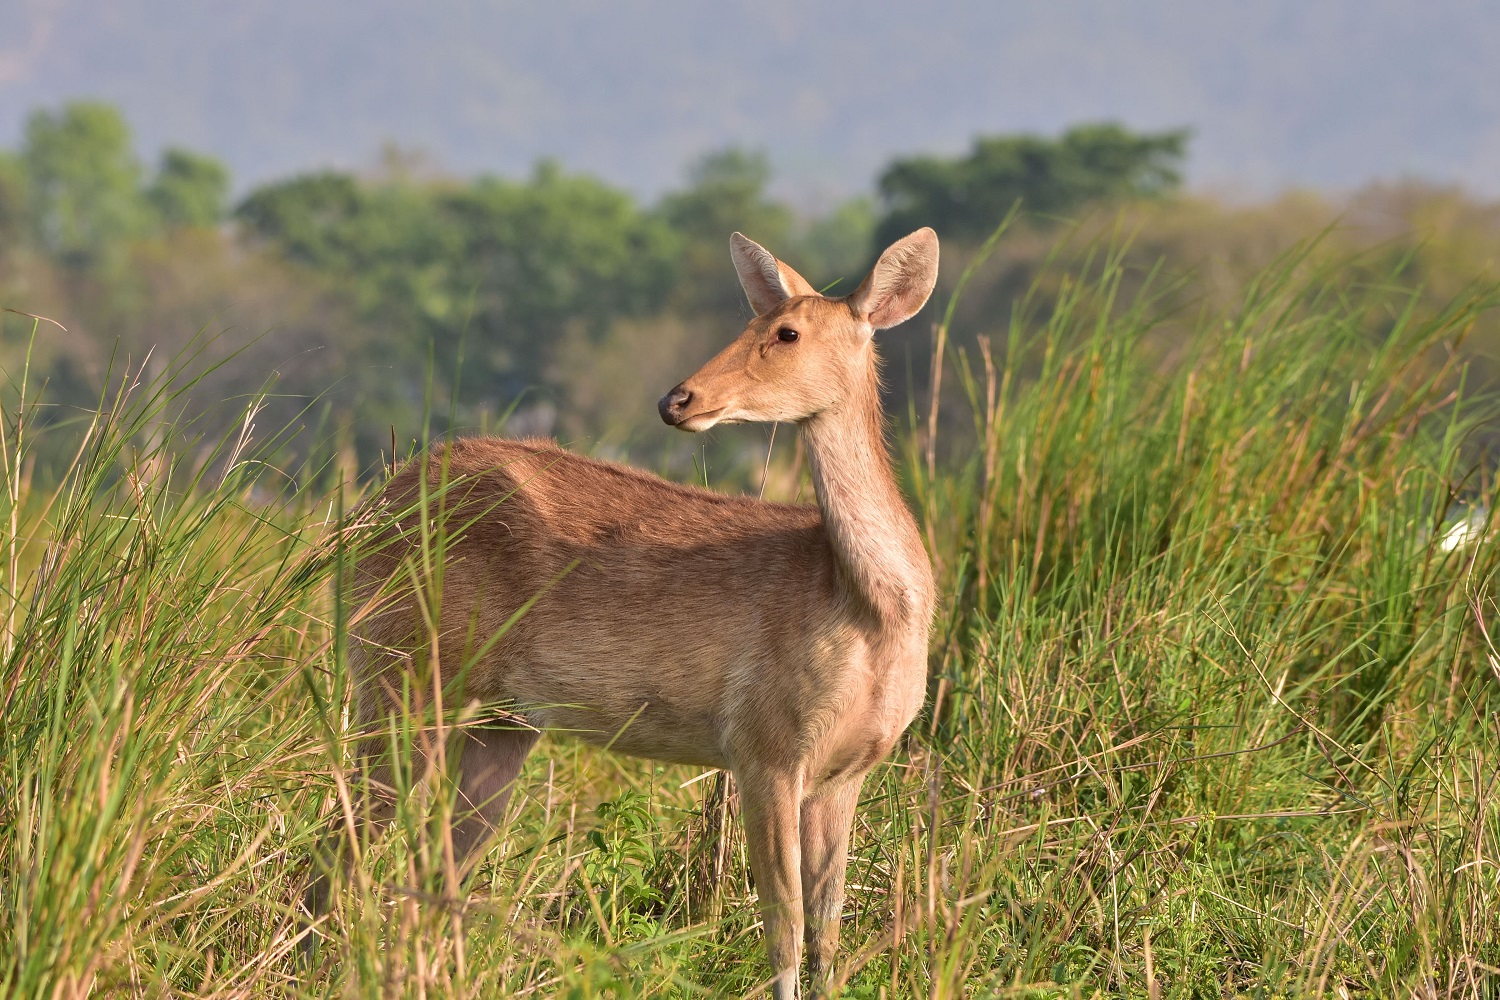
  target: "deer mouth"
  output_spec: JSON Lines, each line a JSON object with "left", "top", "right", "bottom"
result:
{"left": 673, "top": 406, "right": 725, "bottom": 431}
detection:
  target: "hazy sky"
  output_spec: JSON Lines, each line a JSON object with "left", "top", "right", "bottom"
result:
{"left": 3, "top": 0, "right": 1498, "bottom": 204}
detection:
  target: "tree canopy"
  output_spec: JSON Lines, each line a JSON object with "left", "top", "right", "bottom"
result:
{"left": 875, "top": 123, "right": 1189, "bottom": 246}
{"left": 2, "top": 102, "right": 1201, "bottom": 466}
{"left": 23, "top": 102, "right": 152, "bottom": 265}
{"left": 235, "top": 162, "right": 680, "bottom": 401}
{"left": 9, "top": 103, "right": 234, "bottom": 268}
{"left": 147, "top": 148, "right": 231, "bottom": 230}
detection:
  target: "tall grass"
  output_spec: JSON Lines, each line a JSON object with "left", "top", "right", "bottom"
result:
{"left": 2, "top": 243, "right": 1499, "bottom": 997}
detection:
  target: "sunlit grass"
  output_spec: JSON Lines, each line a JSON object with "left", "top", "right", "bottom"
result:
{"left": 3, "top": 242, "right": 1500, "bottom": 997}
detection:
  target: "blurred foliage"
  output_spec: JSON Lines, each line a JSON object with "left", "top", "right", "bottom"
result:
{"left": 23, "top": 102, "right": 152, "bottom": 267}
{"left": 6, "top": 102, "right": 1500, "bottom": 480}
{"left": 146, "top": 148, "right": 231, "bottom": 230}
{"left": 794, "top": 195, "right": 876, "bottom": 295}
{"left": 0, "top": 151, "right": 28, "bottom": 253}
{"left": 656, "top": 148, "right": 792, "bottom": 318}
{"left": 235, "top": 161, "right": 681, "bottom": 415}
{"left": 875, "top": 122, "right": 1188, "bottom": 246}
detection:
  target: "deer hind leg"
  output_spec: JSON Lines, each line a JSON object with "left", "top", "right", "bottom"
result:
{"left": 800, "top": 778, "right": 862, "bottom": 993}
{"left": 301, "top": 645, "right": 397, "bottom": 941}
{"left": 346, "top": 707, "right": 540, "bottom": 873}
{"left": 301, "top": 701, "right": 422, "bottom": 950}
{"left": 739, "top": 770, "right": 805, "bottom": 1000}
{"left": 303, "top": 719, "right": 538, "bottom": 947}
{"left": 449, "top": 722, "right": 540, "bottom": 868}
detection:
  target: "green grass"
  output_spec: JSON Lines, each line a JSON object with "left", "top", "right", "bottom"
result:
{"left": 3, "top": 243, "right": 1500, "bottom": 998}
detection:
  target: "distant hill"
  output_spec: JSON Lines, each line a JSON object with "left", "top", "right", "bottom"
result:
{"left": 2, "top": 0, "right": 1499, "bottom": 202}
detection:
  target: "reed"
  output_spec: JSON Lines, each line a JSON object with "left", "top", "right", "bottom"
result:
{"left": 3, "top": 239, "right": 1498, "bottom": 996}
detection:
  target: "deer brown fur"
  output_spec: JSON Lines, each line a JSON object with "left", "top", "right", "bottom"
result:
{"left": 338, "top": 228, "right": 940, "bottom": 998}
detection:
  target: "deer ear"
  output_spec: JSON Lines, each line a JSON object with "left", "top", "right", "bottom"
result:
{"left": 850, "top": 227, "right": 939, "bottom": 332}
{"left": 730, "top": 232, "right": 818, "bottom": 315}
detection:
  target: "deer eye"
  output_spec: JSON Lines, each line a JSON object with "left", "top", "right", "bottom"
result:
{"left": 777, "top": 328, "right": 800, "bottom": 343}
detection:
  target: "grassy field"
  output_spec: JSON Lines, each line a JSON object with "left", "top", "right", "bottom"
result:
{"left": 3, "top": 242, "right": 1500, "bottom": 998}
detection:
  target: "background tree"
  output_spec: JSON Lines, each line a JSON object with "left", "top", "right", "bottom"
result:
{"left": 0, "top": 151, "right": 28, "bottom": 260}
{"left": 793, "top": 196, "right": 876, "bottom": 296}
{"left": 22, "top": 100, "right": 1500, "bottom": 480}
{"left": 875, "top": 123, "right": 1189, "bottom": 247}
{"left": 234, "top": 172, "right": 366, "bottom": 268}
{"left": 235, "top": 161, "right": 680, "bottom": 425}
{"left": 657, "top": 149, "right": 792, "bottom": 319}
{"left": 146, "top": 148, "right": 231, "bottom": 230}
{"left": 22, "top": 102, "right": 153, "bottom": 267}
{"left": 441, "top": 161, "right": 680, "bottom": 404}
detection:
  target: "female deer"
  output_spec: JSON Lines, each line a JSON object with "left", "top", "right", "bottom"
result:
{"left": 343, "top": 228, "right": 939, "bottom": 997}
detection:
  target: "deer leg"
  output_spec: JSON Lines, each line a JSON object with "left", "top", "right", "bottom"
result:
{"left": 301, "top": 731, "right": 403, "bottom": 960}
{"left": 304, "top": 713, "right": 536, "bottom": 911}
{"left": 449, "top": 722, "right": 540, "bottom": 868}
{"left": 739, "top": 771, "right": 805, "bottom": 1000}
{"left": 800, "top": 778, "right": 861, "bottom": 992}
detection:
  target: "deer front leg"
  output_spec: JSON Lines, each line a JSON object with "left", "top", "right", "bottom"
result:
{"left": 739, "top": 770, "right": 805, "bottom": 999}
{"left": 801, "top": 778, "right": 861, "bottom": 993}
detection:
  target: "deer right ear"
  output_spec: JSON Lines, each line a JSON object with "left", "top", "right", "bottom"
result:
{"left": 731, "top": 232, "right": 818, "bottom": 315}
{"left": 850, "top": 227, "right": 940, "bottom": 332}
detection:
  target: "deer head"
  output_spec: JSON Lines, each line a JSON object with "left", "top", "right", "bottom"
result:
{"left": 659, "top": 228, "right": 940, "bottom": 430}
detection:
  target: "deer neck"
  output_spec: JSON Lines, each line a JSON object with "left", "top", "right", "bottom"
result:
{"left": 801, "top": 369, "right": 933, "bottom": 631}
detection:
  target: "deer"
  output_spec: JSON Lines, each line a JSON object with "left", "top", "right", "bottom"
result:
{"left": 330, "top": 227, "right": 940, "bottom": 998}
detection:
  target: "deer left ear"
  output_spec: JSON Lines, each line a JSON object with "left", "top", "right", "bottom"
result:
{"left": 730, "top": 232, "right": 819, "bottom": 315}
{"left": 850, "top": 227, "right": 939, "bottom": 332}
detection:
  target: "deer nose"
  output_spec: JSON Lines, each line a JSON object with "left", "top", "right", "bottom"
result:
{"left": 658, "top": 384, "right": 693, "bottom": 425}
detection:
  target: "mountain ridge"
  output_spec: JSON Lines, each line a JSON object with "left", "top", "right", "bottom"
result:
{"left": 2, "top": 0, "right": 1497, "bottom": 202}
